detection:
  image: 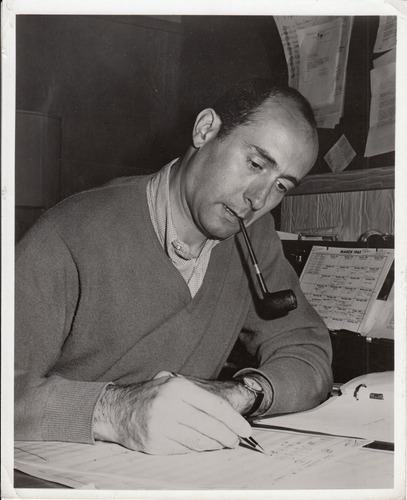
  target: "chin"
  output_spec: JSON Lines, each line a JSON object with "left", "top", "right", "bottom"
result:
{"left": 205, "top": 226, "right": 237, "bottom": 241}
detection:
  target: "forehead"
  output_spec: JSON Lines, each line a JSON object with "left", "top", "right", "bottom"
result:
{"left": 236, "top": 98, "right": 318, "bottom": 168}
{"left": 251, "top": 97, "right": 315, "bottom": 137}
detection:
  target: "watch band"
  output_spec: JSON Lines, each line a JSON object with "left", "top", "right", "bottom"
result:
{"left": 236, "top": 376, "right": 265, "bottom": 418}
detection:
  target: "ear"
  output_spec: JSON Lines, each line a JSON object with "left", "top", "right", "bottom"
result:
{"left": 192, "top": 108, "right": 222, "bottom": 148}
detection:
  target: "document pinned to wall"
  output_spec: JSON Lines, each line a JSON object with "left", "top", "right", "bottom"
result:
{"left": 364, "top": 61, "right": 396, "bottom": 157}
{"left": 297, "top": 18, "right": 342, "bottom": 107}
{"left": 374, "top": 16, "right": 397, "bottom": 53}
{"left": 365, "top": 285, "right": 394, "bottom": 339}
{"left": 373, "top": 47, "right": 396, "bottom": 68}
{"left": 299, "top": 246, "right": 394, "bottom": 334}
{"left": 274, "top": 16, "right": 352, "bottom": 129}
{"left": 324, "top": 134, "right": 356, "bottom": 172}
{"left": 274, "top": 16, "right": 331, "bottom": 89}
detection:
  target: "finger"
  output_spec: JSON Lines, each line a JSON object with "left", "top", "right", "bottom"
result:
{"left": 153, "top": 371, "right": 173, "bottom": 380}
{"left": 168, "top": 427, "right": 226, "bottom": 453}
{"left": 177, "top": 403, "right": 240, "bottom": 449}
{"left": 143, "top": 430, "right": 224, "bottom": 455}
{"left": 142, "top": 403, "right": 227, "bottom": 454}
{"left": 167, "top": 378, "right": 252, "bottom": 438}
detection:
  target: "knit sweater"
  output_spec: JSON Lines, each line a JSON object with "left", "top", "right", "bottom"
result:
{"left": 15, "top": 174, "right": 333, "bottom": 443}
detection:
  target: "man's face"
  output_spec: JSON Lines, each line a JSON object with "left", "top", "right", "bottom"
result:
{"left": 182, "top": 98, "right": 318, "bottom": 240}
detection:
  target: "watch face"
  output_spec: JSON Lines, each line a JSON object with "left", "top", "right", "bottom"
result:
{"left": 243, "top": 376, "right": 263, "bottom": 393}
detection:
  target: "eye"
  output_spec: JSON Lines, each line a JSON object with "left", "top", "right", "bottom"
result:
{"left": 276, "top": 179, "right": 290, "bottom": 194}
{"left": 248, "top": 159, "right": 264, "bottom": 171}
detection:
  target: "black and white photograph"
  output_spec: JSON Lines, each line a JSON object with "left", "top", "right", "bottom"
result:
{"left": 1, "top": 1, "right": 406, "bottom": 499}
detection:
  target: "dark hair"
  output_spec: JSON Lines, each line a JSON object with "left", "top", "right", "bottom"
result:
{"left": 213, "top": 78, "right": 316, "bottom": 140}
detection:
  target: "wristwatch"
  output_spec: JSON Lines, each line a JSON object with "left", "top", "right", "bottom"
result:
{"left": 236, "top": 375, "right": 265, "bottom": 418}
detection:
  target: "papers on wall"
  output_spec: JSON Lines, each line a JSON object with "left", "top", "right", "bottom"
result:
{"left": 274, "top": 16, "right": 353, "bottom": 129}
{"left": 364, "top": 16, "right": 397, "bottom": 157}
{"left": 254, "top": 371, "right": 394, "bottom": 444}
{"left": 299, "top": 246, "right": 394, "bottom": 334}
{"left": 373, "top": 47, "right": 396, "bottom": 68}
{"left": 374, "top": 16, "right": 397, "bottom": 53}
{"left": 324, "top": 134, "right": 356, "bottom": 172}
{"left": 297, "top": 18, "right": 342, "bottom": 107}
{"left": 276, "top": 230, "right": 300, "bottom": 240}
{"left": 14, "top": 431, "right": 376, "bottom": 490}
{"left": 364, "top": 61, "right": 396, "bottom": 157}
{"left": 366, "top": 285, "right": 394, "bottom": 339}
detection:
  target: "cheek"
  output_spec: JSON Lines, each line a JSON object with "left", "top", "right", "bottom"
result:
{"left": 201, "top": 166, "right": 238, "bottom": 199}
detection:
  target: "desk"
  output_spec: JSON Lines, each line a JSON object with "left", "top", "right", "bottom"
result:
{"left": 14, "top": 470, "right": 67, "bottom": 489}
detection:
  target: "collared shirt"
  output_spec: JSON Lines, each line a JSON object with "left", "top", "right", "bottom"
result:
{"left": 146, "top": 160, "right": 219, "bottom": 297}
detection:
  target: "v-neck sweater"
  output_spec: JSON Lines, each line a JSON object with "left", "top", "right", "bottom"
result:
{"left": 15, "top": 174, "right": 332, "bottom": 443}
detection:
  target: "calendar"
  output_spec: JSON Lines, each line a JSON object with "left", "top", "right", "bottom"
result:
{"left": 299, "top": 246, "right": 394, "bottom": 334}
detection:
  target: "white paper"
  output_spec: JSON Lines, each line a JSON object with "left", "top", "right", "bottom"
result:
{"left": 324, "top": 134, "right": 356, "bottom": 172}
{"left": 367, "top": 285, "right": 394, "bottom": 339}
{"left": 255, "top": 371, "right": 394, "bottom": 443}
{"left": 365, "top": 62, "right": 396, "bottom": 157}
{"left": 276, "top": 230, "right": 299, "bottom": 240}
{"left": 299, "top": 246, "right": 394, "bottom": 334}
{"left": 374, "top": 16, "right": 397, "bottom": 53}
{"left": 274, "top": 448, "right": 394, "bottom": 489}
{"left": 15, "top": 431, "right": 373, "bottom": 490}
{"left": 274, "top": 16, "right": 335, "bottom": 89}
{"left": 297, "top": 19, "right": 342, "bottom": 106}
{"left": 373, "top": 47, "right": 396, "bottom": 68}
{"left": 275, "top": 16, "right": 353, "bottom": 129}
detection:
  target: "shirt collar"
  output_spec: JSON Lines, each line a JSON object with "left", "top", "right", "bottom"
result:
{"left": 147, "top": 159, "right": 219, "bottom": 261}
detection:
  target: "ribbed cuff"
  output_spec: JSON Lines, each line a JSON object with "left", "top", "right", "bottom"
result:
{"left": 42, "top": 377, "right": 110, "bottom": 444}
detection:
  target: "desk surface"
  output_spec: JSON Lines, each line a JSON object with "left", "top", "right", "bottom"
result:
{"left": 14, "top": 470, "right": 68, "bottom": 489}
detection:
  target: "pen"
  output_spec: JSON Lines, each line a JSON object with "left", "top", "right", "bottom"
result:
{"left": 240, "top": 436, "right": 266, "bottom": 454}
{"left": 168, "top": 372, "right": 266, "bottom": 454}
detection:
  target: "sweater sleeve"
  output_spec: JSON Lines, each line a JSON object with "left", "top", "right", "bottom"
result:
{"left": 239, "top": 216, "right": 333, "bottom": 416}
{"left": 15, "top": 217, "right": 108, "bottom": 443}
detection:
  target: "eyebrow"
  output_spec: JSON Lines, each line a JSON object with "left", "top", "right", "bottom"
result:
{"left": 248, "top": 144, "right": 301, "bottom": 187}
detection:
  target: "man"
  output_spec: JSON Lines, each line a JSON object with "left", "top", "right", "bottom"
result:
{"left": 15, "top": 79, "right": 333, "bottom": 455}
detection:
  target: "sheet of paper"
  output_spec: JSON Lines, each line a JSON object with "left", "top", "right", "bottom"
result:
{"left": 324, "top": 134, "right": 356, "bottom": 172}
{"left": 15, "top": 431, "right": 373, "bottom": 490}
{"left": 297, "top": 18, "right": 342, "bottom": 107}
{"left": 374, "top": 16, "right": 397, "bottom": 53}
{"left": 365, "top": 62, "right": 396, "bottom": 157}
{"left": 274, "top": 16, "right": 333, "bottom": 89}
{"left": 312, "top": 16, "right": 353, "bottom": 129}
{"left": 274, "top": 16, "right": 352, "bottom": 129}
{"left": 299, "top": 246, "right": 394, "bottom": 333}
{"left": 255, "top": 372, "right": 394, "bottom": 444}
{"left": 274, "top": 448, "right": 393, "bottom": 489}
{"left": 373, "top": 47, "right": 396, "bottom": 68}
{"left": 276, "top": 230, "right": 299, "bottom": 240}
{"left": 366, "top": 285, "right": 394, "bottom": 339}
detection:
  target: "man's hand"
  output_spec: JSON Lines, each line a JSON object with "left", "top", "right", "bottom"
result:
{"left": 92, "top": 374, "right": 253, "bottom": 455}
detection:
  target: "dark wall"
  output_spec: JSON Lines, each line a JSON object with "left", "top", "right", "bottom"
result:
{"left": 179, "top": 16, "right": 286, "bottom": 124}
{"left": 16, "top": 15, "right": 184, "bottom": 200}
{"left": 16, "top": 15, "right": 282, "bottom": 203}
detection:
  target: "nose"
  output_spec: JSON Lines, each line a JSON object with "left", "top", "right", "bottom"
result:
{"left": 244, "top": 179, "right": 273, "bottom": 212}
